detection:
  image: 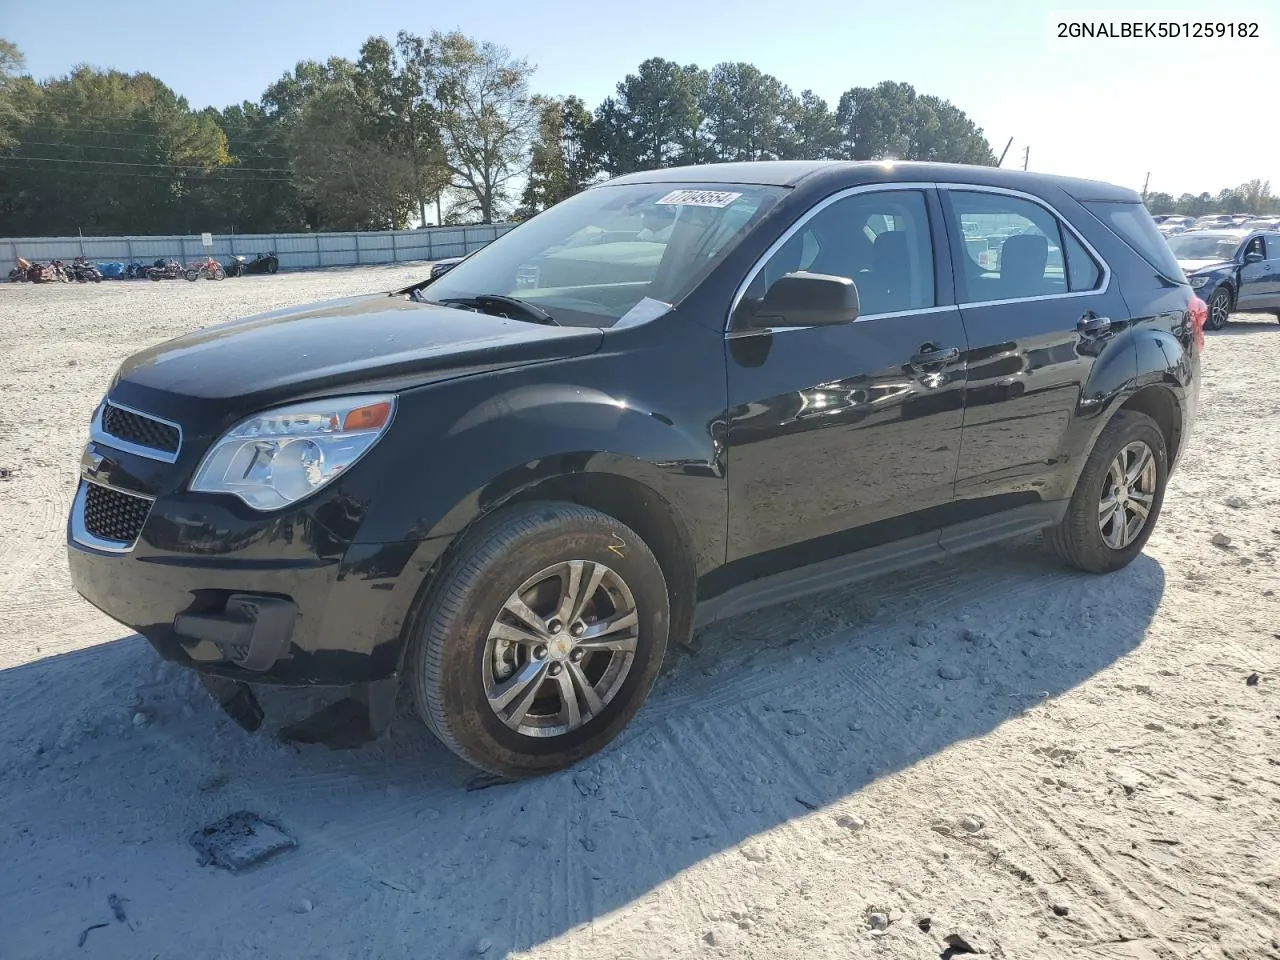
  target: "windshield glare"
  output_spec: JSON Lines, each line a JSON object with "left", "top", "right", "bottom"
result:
{"left": 423, "top": 183, "right": 786, "bottom": 327}
{"left": 1166, "top": 234, "right": 1240, "bottom": 262}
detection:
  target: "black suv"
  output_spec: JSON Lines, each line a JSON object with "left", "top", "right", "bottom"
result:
{"left": 67, "top": 161, "right": 1202, "bottom": 777}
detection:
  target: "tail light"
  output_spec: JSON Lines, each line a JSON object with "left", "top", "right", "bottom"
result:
{"left": 1187, "top": 294, "right": 1206, "bottom": 351}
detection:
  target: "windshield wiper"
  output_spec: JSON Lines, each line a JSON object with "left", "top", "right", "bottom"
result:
{"left": 426, "top": 294, "right": 559, "bottom": 326}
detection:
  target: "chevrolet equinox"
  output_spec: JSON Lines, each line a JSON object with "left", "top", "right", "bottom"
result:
{"left": 68, "top": 161, "right": 1203, "bottom": 777}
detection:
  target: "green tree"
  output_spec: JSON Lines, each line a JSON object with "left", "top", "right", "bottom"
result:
{"left": 0, "top": 38, "right": 29, "bottom": 149}
{"left": 835, "top": 81, "right": 994, "bottom": 164}
{"left": 781, "top": 90, "right": 839, "bottom": 160}
{"left": 702, "top": 62, "right": 792, "bottom": 161}
{"left": 594, "top": 58, "right": 707, "bottom": 174}
{"left": 355, "top": 32, "right": 449, "bottom": 225}
{"left": 1144, "top": 191, "right": 1175, "bottom": 215}
{"left": 431, "top": 31, "right": 537, "bottom": 224}
{"left": 518, "top": 95, "right": 598, "bottom": 217}
{"left": 1, "top": 66, "right": 229, "bottom": 235}
{"left": 288, "top": 65, "right": 416, "bottom": 230}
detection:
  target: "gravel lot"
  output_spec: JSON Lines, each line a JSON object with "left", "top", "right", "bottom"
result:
{"left": 1, "top": 267, "right": 1278, "bottom": 960}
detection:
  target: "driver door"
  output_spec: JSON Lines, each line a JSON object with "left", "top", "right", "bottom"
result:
{"left": 723, "top": 186, "right": 968, "bottom": 573}
{"left": 1237, "top": 234, "right": 1270, "bottom": 309}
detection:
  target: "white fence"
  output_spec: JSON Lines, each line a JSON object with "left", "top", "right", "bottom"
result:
{"left": 0, "top": 224, "right": 517, "bottom": 271}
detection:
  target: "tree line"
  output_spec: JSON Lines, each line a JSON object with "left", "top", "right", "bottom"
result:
{"left": 0, "top": 33, "right": 1003, "bottom": 237}
{"left": 1144, "top": 181, "right": 1279, "bottom": 218}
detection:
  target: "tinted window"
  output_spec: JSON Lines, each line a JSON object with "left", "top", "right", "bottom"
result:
{"left": 1243, "top": 235, "right": 1266, "bottom": 259}
{"left": 1268, "top": 236, "right": 1280, "bottom": 258}
{"left": 745, "top": 189, "right": 935, "bottom": 316}
{"left": 1062, "top": 227, "right": 1101, "bottom": 292}
{"left": 1082, "top": 200, "right": 1184, "bottom": 281}
{"left": 948, "top": 191, "right": 1067, "bottom": 302}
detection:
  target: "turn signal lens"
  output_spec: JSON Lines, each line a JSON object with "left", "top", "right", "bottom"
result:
{"left": 343, "top": 401, "right": 392, "bottom": 432}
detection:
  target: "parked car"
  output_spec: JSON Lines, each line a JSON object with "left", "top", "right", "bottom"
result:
{"left": 428, "top": 255, "right": 465, "bottom": 280}
{"left": 224, "top": 252, "right": 279, "bottom": 276}
{"left": 1192, "top": 214, "right": 1234, "bottom": 230}
{"left": 1167, "top": 228, "right": 1280, "bottom": 329}
{"left": 1158, "top": 223, "right": 1188, "bottom": 238}
{"left": 67, "top": 161, "right": 1202, "bottom": 777}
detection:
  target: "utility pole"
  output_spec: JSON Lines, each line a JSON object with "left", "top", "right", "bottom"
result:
{"left": 1141, "top": 171, "right": 1150, "bottom": 201}
{"left": 1022, "top": 146, "right": 1030, "bottom": 171}
{"left": 997, "top": 136, "right": 1014, "bottom": 167}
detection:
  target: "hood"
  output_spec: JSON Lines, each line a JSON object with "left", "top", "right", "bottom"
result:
{"left": 1177, "top": 258, "right": 1233, "bottom": 275}
{"left": 110, "top": 292, "right": 604, "bottom": 424}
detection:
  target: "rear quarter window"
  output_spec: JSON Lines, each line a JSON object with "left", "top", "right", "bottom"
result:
{"left": 1082, "top": 200, "right": 1185, "bottom": 283}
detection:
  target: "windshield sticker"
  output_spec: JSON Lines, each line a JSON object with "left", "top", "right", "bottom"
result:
{"left": 655, "top": 189, "right": 742, "bottom": 208}
{"left": 614, "top": 297, "right": 673, "bottom": 329}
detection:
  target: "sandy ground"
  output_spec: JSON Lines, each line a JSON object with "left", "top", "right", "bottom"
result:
{"left": 0, "top": 267, "right": 1278, "bottom": 960}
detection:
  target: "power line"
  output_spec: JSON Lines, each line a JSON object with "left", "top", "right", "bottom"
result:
{"left": 16, "top": 124, "right": 289, "bottom": 149}
{"left": 6, "top": 155, "right": 292, "bottom": 172}
{"left": 0, "top": 163, "right": 295, "bottom": 183}
{"left": 15, "top": 139, "right": 291, "bottom": 160}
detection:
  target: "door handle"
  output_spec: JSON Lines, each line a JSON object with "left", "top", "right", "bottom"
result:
{"left": 909, "top": 345, "right": 960, "bottom": 366}
{"left": 1078, "top": 313, "right": 1112, "bottom": 335}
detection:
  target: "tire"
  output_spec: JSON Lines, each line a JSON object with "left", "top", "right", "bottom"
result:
{"left": 1206, "top": 285, "right": 1232, "bottom": 330}
{"left": 184, "top": 269, "right": 199, "bottom": 282}
{"left": 408, "top": 501, "right": 670, "bottom": 777}
{"left": 267, "top": 260, "right": 277, "bottom": 274}
{"left": 149, "top": 272, "right": 161, "bottom": 282}
{"left": 1049, "top": 410, "right": 1168, "bottom": 574}
{"left": 212, "top": 266, "right": 225, "bottom": 280}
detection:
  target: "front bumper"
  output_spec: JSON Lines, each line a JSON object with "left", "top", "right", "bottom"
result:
{"left": 67, "top": 479, "right": 417, "bottom": 686}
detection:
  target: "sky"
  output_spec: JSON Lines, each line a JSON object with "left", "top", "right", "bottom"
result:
{"left": 7, "top": 0, "right": 1278, "bottom": 198}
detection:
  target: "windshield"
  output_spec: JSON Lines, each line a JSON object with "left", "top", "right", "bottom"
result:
{"left": 1166, "top": 234, "right": 1241, "bottom": 262}
{"left": 422, "top": 182, "right": 786, "bottom": 327}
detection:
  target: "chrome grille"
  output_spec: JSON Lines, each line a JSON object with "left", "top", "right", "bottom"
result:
{"left": 81, "top": 482, "right": 152, "bottom": 546}
{"left": 101, "top": 403, "right": 180, "bottom": 456}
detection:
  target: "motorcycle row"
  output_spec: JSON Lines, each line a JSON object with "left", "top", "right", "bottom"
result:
{"left": 8, "top": 251, "right": 281, "bottom": 284}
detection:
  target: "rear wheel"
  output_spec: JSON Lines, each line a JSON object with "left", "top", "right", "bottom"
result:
{"left": 1049, "top": 410, "right": 1168, "bottom": 573}
{"left": 1206, "top": 286, "right": 1232, "bottom": 330}
{"left": 212, "top": 266, "right": 226, "bottom": 280}
{"left": 408, "top": 502, "right": 669, "bottom": 777}
{"left": 184, "top": 269, "right": 199, "bottom": 282}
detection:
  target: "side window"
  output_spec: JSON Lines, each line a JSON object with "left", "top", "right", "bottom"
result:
{"left": 949, "top": 191, "right": 1070, "bottom": 302}
{"left": 746, "top": 190, "right": 935, "bottom": 316}
{"left": 1062, "top": 228, "right": 1102, "bottom": 291}
{"left": 1244, "top": 235, "right": 1266, "bottom": 259}
{"left": 1267, "top": 236, "right": 1280, "bottom": 259}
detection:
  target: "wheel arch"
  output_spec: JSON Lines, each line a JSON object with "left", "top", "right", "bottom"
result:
{"left": 379, "top": 457, "right": 709, "bottom": 679}
{"left": 1117, "top": 383, "right": 1183, "bottom": 466}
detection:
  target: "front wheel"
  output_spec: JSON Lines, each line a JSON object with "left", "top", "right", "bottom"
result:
{"left": 408, "top": 502, "right": 670, "bottom": 777}
{"left": 1206, "top": 286, "right": 1232, "bottom": 330}
{"left": 184, "top": 269, "right": 199, "bottom": 282}
{"left": 1049, "top": 410, "right": 1168, "bottom": 574}
{"left": 212, "top": 266, "right": 225, "bottom": 280}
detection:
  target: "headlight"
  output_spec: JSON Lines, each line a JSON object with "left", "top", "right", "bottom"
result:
{"left": 190, "top": 395, "right": 396, "bottom": 510}
{"left": 1189, "top": 275, "right": 1210, "bottom": 288}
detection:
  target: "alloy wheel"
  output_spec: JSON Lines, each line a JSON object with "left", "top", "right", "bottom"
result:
{"left": 483, "top": 560, "right": 639, "bottom": 737}
{"left": 1098, "top": 440, "right": 1157, "bottom": 550}
{"left": 1208, "top": 290, "right": 1231, "bottom": 330}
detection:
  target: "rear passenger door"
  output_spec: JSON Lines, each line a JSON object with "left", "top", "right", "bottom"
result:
{"left": 939, "top": 187, "right": 1130, "bottom": 523}
{"left": 1265, "top": 235, "right": 1280, "bottom": 303}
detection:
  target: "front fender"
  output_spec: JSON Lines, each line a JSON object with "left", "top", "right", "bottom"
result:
{"left": 344, "top": 371, "right": 727, "bottom": 675}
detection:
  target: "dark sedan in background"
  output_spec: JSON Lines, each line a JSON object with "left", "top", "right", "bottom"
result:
{"left": 1167, "top": 229, "right": 1280, "bottom": 329}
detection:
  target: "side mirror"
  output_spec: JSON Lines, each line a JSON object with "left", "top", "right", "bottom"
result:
{"left": 739, "top": 271, "right": 861, "bottom": 330}
{"left": 1244, "top": 250, "right": 1264, "bottom": 264}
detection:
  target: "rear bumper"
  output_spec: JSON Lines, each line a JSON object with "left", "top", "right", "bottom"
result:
{"left": 67, "top": 485, "right": 420, "bottom": 685}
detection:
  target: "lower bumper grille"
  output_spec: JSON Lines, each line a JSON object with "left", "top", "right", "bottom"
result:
{"left": 76, "top": 481, "right": 154, "bottom": 549}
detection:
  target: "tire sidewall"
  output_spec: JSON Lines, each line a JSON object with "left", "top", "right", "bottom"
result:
{"left": 416, "top": 507, "right": 669, "bottom": 776}
{"left": 1078, "top": 415, "right": 1169, "bottom": 569}
{"left": 1207, "top": 287, "right": 1231, "bottom": 330}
